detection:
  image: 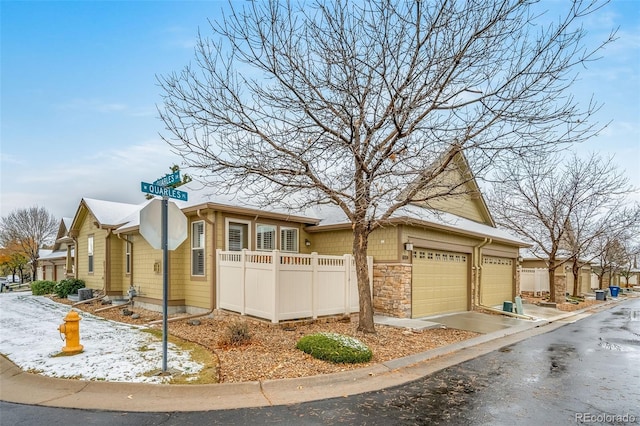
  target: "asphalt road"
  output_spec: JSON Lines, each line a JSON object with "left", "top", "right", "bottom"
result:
{"left": 2, "top": 298, "right": 639, "bottom": 425}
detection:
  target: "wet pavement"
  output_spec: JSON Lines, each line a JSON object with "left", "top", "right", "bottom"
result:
{"left": 3, "top": 298, "right": 637, "bottom": 425}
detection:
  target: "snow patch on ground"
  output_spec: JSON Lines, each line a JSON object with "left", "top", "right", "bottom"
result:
{"left": 0, "top": 292, "right": 203, "bottom": 383}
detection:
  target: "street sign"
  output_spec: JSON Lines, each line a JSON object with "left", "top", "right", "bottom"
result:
{"left": 141, "top": 182, "right": 188, "bottom": 201}
{"left": 139, "top": 199, "right": 188, "bottom": 250}
{"left": 153, "top": 171, "right": 181, "bottom": 187}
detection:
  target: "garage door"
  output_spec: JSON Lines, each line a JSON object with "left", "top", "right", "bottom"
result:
{"left": 481, "top": 256, "right": 513, "bottom": 307}
{"left": 412, "top": 249, "right": 468, "bottom": 317}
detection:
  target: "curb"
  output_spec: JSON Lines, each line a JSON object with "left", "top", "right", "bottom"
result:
{"left": 0, "top": 297, "right": 629, "bottom": 412}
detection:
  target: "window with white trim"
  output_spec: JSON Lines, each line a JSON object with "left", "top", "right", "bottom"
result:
{"left": 256, "top": 224, "right": 276, "bottom": 251}
{"left": 125, "top": 238, "right": 131, "bottom": 274}
{"left": 280, "top": 227, "right": 298, "bottom": 252}
{"left": 227, "top": 220, "right": 249, "bottom": 251}
{"left": 88, "top": 234, "right": 94, "bottom": 273}
{"left": 191, "top": 221, "right": 205, "bottom": 275}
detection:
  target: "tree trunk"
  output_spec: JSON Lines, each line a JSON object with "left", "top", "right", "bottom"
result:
{"left": 353, "top": 222, "right": 375, "bottom": 333}
{"left": 548, "top": 260, "right": 557, "bottom": 303}
{"left": 572, "top": 260, "right": 580, "bottom": 298}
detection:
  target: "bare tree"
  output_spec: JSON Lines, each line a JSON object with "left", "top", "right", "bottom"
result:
{"left": 0, "top": 206, "right": 58, "bottom": 281}
{"left": 158, "top": 0, "right": 613, "bottom": 332}
{"left": 566, "top": 203, "right": 639, "bottom": 295}
{"left": 488, "top": 153, "right": 635, "bottom": 303}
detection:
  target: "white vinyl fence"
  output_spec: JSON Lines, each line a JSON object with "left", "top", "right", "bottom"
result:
{"left": 216, "top": 250, "right": 373, "bottom": 323}
{"left": 520, "top": 268, "right": 549, "bottom": 295}
{"left": 520, "top": 268, "right": 600, "bottom": 295}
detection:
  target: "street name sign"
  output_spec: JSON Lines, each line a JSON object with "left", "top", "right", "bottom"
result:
{"left": 141, "top": 182, "right": 188, "bottom": 201}
{"left": 153, "top": 171, "right": 181, "bottom": 187}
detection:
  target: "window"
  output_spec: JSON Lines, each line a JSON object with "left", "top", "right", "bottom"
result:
{"left": 191, "top": 221, "right": 205, "bottom": 276}
{"left": 88, "top": 235, "right": 94, "bottom": 273}
{"left": 280, "top": 227, "right": 299, "bottom": 252}
{"left": 125, "top": 238, "right": 131, "bottom": 274}
{"left": 257, "top": 224, "right": 276, "bottom": 251}
{"left": 227, "top": 220, "right": 249, "bottom": 251}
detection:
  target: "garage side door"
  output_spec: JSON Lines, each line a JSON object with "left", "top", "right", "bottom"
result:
{"left": 412, "top": 249, "right": 468, "bottom": 317}
{"left": 481, "top": 256, "right": 513, "bottom": 307}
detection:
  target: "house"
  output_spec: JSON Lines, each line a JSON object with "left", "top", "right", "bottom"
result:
{"left": 36, "top": 218, "right": 74, "bottom": 282}
{"left": 59, "top": 153, "right": 526, "bottom": 320}
{"left": 519, "top": 249, "right": 597, "bottom": 296}
{"left": 67, "top": 197, "right": 320, "bottom": 315}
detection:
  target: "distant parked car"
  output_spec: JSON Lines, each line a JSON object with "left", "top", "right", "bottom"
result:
{"left": 6, "top": 275, "right": 21, "bottom": 284}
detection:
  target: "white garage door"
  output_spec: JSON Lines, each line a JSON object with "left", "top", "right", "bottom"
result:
{"left": 481, "top": 256, "right": 513, "bottom": 307}
{"left": 412, "top": 249, "right": 468, "bottom": 318}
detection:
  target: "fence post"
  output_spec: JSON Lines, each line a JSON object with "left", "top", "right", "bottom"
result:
{"left": 215, "top": 249, "right": 221, "bottom": 310}
{"left": 272, "top": 250, "right": 280, "bottom": 323}
{"left": 344, "top": 254, "right": 352, "bottom": 315}
{"left": 240, "top": 249, "right": 246, "bottom": 315}
{"left": 312, "top": 252, "right": 318, "bottom": 319}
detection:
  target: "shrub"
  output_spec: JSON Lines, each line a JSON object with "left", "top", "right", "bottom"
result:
{"left": 54, "top": 278, "right": 86, "bottom": 298}
{"left": 30, "top": 280, "right": 57, "bottom": 295}
{"left": 296, "top": 332, "right": 372, "bottom": 364}
{"left": 221, "top": 321, "right": 251, "bottom": 347}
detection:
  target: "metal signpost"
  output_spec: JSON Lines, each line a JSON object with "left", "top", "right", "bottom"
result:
{"left": 140, "top": 172, "right": 188, "bottom": 374}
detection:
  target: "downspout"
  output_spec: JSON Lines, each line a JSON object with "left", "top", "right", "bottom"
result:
{"left": 473, "top": 238, "right": 491, "bottom": 309}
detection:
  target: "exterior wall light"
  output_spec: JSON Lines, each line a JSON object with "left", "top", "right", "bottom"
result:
{"left": 404, "top": 242, "right": 414, "bottom": 251}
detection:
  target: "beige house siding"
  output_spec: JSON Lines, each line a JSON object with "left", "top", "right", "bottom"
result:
{"left": 76, "top": 211, "right": 108, "bottom": 292}
{"left": 129, "top": 235, "right": 164, "bottom": 301}
{"left": 109, "top": 233, "right": 124, "bottom": 294}
{"left": 311, "top": 226, "right": 400, "bottom": 262}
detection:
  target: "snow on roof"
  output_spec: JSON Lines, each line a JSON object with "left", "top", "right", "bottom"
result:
{"left": 173, "top": 183, "right": 321, "bottom": 220}
{"left": 310, "top": 203, "right": 528, "bottom": 246}
{"left": 38, "top": 249, "right": 68, "bottom": 260}
{"left": 83, "top": 198, "right": 147, "bottom": 227}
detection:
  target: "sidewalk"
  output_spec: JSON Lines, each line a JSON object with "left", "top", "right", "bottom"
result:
{"left": 0, "top": 297, "right": 623, "bottom": 412}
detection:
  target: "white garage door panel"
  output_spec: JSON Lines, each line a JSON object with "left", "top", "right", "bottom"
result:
{"left": 481, "top": 256, "right": 513, "bottom": 307}
{"left": 412, "top": 250, "right": 468, "bottom": 317}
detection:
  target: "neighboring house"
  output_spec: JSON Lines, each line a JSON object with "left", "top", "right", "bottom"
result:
{"left": 65, "top": 153, "right": 526, "bottom": 320}
{"left": 36, "top": 218, "right": 74, "bottom": 282}
{"left": 520, "top": 249, "right": 597, "bottom": 296}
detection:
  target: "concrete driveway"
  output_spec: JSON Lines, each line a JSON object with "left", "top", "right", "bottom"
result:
{"left": 374, "top": 301, "right": 574, "bottom": 334}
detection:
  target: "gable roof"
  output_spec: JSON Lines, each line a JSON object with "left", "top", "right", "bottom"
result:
{"left": 70, "top": 198, "right": 148, "bottom": 233}
{"left": 406, "top": 148, "right": 494, "bottom": 226}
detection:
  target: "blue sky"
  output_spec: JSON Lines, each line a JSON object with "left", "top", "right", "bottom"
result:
{"left": 1, "top": 0, "right": 639, "bottom": 220}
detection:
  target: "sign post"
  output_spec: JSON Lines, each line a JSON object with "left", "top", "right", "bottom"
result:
{"left": 140, "top": 172, "right": 188, "bottom": 374}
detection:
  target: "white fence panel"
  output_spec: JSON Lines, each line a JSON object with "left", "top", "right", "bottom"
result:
{"left": 520, "top": 268, "right": 549, "bottom": 295}
{"left": 216, "top": 249, "right": 372, "bottom": 323}
{"left": 591, "top": 273, "right": 600, "bottom": 289}
{"left": 217, "top": 251, "right": 245, "bottom": 313}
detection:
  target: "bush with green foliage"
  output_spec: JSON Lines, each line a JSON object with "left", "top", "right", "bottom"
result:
{"left": 30, "top": 280, "right": 57, "bottom": 295}
{"left": 54, "top": 278, "right": 86, "bottom": 298}
{"left": 296, "top": 332, "right": 372, "bottom": 364}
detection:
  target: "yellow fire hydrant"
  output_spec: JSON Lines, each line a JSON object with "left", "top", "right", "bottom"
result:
{"left": 58, "top": 310, "right": 84, "bottom": 354}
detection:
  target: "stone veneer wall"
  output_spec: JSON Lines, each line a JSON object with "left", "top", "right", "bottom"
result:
{"left": 372, "top": 263, "right": 412, "bottom": 318}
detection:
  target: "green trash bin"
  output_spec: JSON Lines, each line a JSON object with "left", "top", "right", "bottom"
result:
{"left": 502, "top": 301, "right": 513, "bottom": 312}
